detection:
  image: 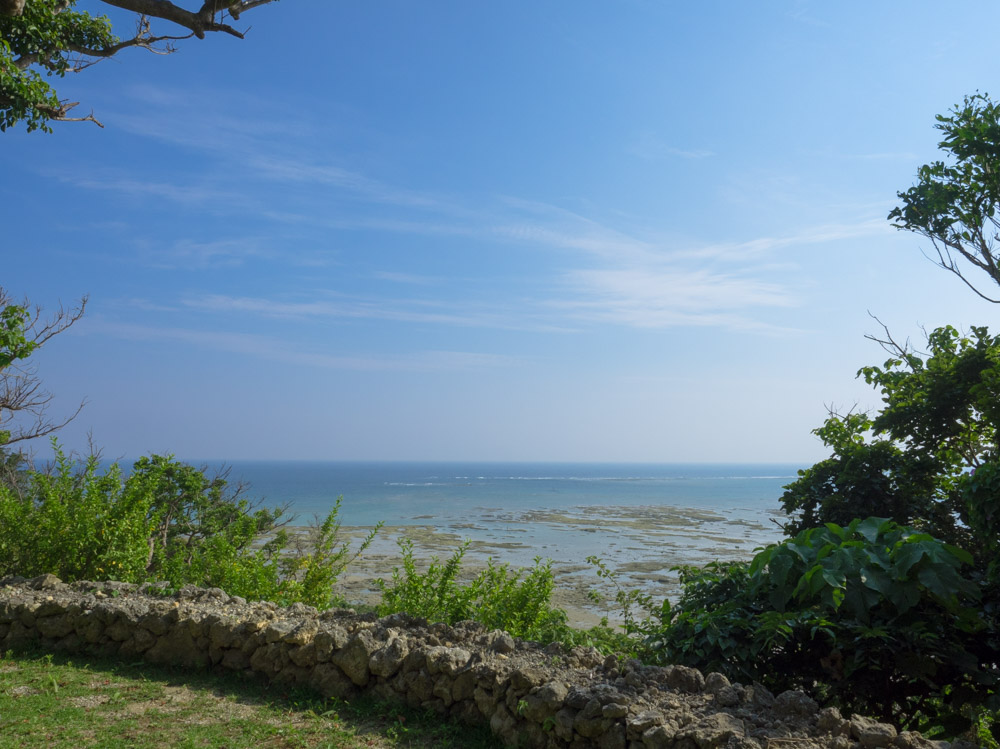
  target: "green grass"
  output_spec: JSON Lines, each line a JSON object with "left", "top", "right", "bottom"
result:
{"left": 0, "top": 646, "right": 502, "bottom": 749}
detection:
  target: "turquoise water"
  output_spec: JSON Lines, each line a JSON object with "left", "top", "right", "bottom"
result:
{"left": 214, "top": 462, "right": 802, "bottom": 577}
{"left": 223, "top": 461, "right": 803, "bottom": 528}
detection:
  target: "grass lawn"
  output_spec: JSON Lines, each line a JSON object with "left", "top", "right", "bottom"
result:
{"left": 0, "top": 645, "right": 502, "bottom": 748}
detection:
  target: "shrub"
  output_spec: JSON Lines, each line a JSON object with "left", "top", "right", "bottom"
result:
{"left": 0, "top": 448, "right": 151, "bottom": 582}
{"left": 376, "top": 538, "right": 567, "bottom": 641}
{"left": 649, "top": 517, "right": 995, "bottom": 732}
{"left": 0, "top": 444, "right": 373, "bottom": 610}
{"left": 274, "top": 497, "right": 382, "bottom": 609}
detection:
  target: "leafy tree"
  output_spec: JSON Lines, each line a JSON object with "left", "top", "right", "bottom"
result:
{"left": 890, "top": 93, "right": 1000, "bottom": 302}
{"left": 0, "top": 287, "right": 86, "bottom": 449}
{"left": 650, "top": 518, "right": 994, "bottom": 732}
{"left": 132, "top": 453, "right": 287, "bottom": 576}
{"left": 781, "top": 324, "right": 1000, "bottom": 580}
{"left": 1, "top": 0, "right": 279, "bottom": 132}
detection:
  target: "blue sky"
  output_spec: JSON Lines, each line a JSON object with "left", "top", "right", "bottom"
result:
{"left": 3, "top": 1, "right": 999, "bottom": 462}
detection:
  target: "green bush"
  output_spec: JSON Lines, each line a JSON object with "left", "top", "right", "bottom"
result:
{"left": 0, "top": 444, "right": 374, "bottom": 610}
{"left": 649, "top": 517, "right": 995, "bottom": 732}
{"left": 376, "top": 538, "right": 568, "bottom": 641}
{"left": 0, "top": 448, "right": 152, "bottom": 582}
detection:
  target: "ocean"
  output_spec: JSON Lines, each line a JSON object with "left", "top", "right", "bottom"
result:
{"left": 215, "top": 462, "right": 803, "bottom": 610}
{"left": 222, "top": 461, "right": 802, "bottom": 528}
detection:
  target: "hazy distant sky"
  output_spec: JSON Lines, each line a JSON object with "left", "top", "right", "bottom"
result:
{"left": 3, "top": 1, "right": 999, "bottom": 462}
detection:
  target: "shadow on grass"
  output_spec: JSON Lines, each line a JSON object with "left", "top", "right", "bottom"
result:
{"left": 2, "top": 642, "right": 503, "bottom": 749}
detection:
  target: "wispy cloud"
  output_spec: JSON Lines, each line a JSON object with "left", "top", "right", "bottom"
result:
{"left": 66, "top": 85, "right": 883, "bottom": 335}
{"left": 150, "top": 238, "right": 274, "bottom": 268}
{"left": 673, "top": 218, "right": 891, "bottom": 261}
{"left": 554, "top": 267, "right": 798, "bottom": 331}
{"left": 373, "top": 271, "right": 441, "bottom": 285}
{"left": 846, "top": 152, "right": 919, "bottom": 161}
{"left": 65, "top": 175, "right": 242, "bottom": 206}
{"left": 85, "top": 319, "right": 522, "bottom": 373}
{"left": 180, "top": 293, "right": 573, "bottom": 333}
{"left": 628, "top": 133, "right": 715, "bottom": 161}
{"left": 247, "top": 156, "right": 444, "bottom": 209}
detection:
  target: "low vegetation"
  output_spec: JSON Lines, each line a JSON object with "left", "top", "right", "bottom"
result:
{"left": 0, "top": 445, "right": 380, "bottom": 611}
{"left": 0, "top": 645, "right": 501, "bottom": 748}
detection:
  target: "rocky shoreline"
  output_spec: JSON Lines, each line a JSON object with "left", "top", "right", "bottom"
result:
{"left": 0, "top": 574, "right": 959, "bottom": 749}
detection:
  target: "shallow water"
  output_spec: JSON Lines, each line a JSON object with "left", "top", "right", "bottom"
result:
{"left": 230, "top": 461, "right": 799, "bottom": 616}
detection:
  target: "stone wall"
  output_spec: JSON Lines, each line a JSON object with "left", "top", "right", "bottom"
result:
{"left": 0, "top": 575, "right": 944, "bottom": 749}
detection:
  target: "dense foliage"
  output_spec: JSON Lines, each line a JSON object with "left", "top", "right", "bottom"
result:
{"left": 650, "top": 518, "right": 994, "bottom": 732}
{"left": 376, "top": 539, "right": 569, "bottom": 642}
{"left": 0, "top": 445, "right": 378, "bottom": 609}
{"left": 705, "top": 319, "right": 1000, "bottom": 737}
{"left": 0, "top": 0, "right": 114, "bottom": 131}
{"left": 781, "top": 325, "right": 1000, "bottom": 568}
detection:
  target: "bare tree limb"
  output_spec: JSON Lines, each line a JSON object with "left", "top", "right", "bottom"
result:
{"left": 66, "top": 16, "right": 195, "bottom": 61}
{"left": 0, "top": 290, "right": 88, "bottom": 447}
{"left": 863, "top": 312, "right": 925, "bottom": 370}
{"left": 924, "top": 237, "right": 1000, "bottom": 303}
{"left": 99, "top": 0, "right": 258, "bottom": 38}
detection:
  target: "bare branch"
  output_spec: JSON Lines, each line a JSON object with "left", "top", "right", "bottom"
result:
{"left": 0, "top": 290, "right": 88, "bottom": 447}
{"left": 0, "top": 92, "right": 102, "bottom": 127}
{"left": 863, "top": 312, "right": 911, "bottom": 357}
{"left": 53, "top": 108, "right": 105, "bottom": 127}
{"left": 927, "top": 238, "right": 1000, "bottom": 303}
{"left": 66, "top": 16, "right": 195, "bottom": 61}
{"left": 228, "top": 0, "right": 277, "bottom": 20}
{"left": 99, "top": 0, "right": 258, "bottom": 38}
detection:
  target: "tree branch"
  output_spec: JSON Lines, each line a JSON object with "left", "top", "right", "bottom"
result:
{"left": 920, "top": 236, "right": 1000, "bottom": 303}
{"left": 864, "top": 312, "right": 924, "bottom": 370}
{"left": 98, "top": 0, "right": 268, "bottom": 38}
{"left": 66, "top": 16, "right": 195, "bottom": 61}
{"left": 227, "top": 0, "right": 277, "bottom": 20}
{"left": 0, "top": 290, "right": 88, "bottom": 446}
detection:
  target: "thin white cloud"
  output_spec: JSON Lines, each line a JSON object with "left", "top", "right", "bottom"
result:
{"left": 180, "top": 293, "right": 574, "bottom": 333}
{"left": 66, "top": 175, "right": 241, "bottom": 205}
{"left": 628, "top": 133, "right": 715, "bottom": 161}
{"left": 84, "top": 319, "right": 522, "bottom": 373}
{"left": 152, "top": 238, "right": 273, "bottom": 268}
{"left": 674, "top": 218, "right": 892, "bottom": 261}
{"left": 57, "top": 86, "right": 884, "bottom": 335}
{"left": 247, "top": 156, "right": 444, "bottom": 208}
{"left": 373, "top": 271, "right": 441, "bottom": 285}
{"left": 847, "top": 152, "right": 919, "bottom": 161}
{"left": 552, "top": 267, "right": 798, "bottom": 332}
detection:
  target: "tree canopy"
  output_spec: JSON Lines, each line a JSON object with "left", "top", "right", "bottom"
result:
{"left": 890, "top": 93, "right": 1000, "bottom": 302}
{"left": 0, "top": 0, "right": 279, "bottom": 132}
{"left": 780, "top": 324, "right": 1000, "bottom": 578}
